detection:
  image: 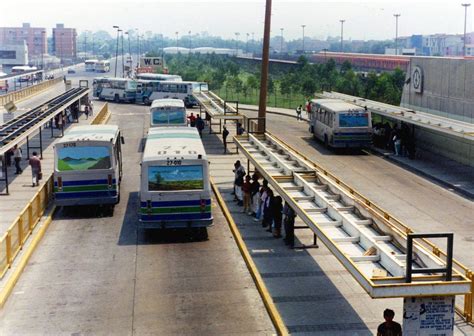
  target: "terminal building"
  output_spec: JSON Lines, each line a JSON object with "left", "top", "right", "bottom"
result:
{"left": 401, "top": 57, "right": 474, "bottom": 166}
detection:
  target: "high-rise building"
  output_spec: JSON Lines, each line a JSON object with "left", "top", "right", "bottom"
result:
{"left": 0, "top": 23, "right": 47, "bottom": 58}
{"left": 52, "top": 24, "right": 77, "bottom": 61}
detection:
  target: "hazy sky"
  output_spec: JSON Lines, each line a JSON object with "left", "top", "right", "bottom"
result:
{"left": 0, "top": 0, "right": 471, "bottom": 41}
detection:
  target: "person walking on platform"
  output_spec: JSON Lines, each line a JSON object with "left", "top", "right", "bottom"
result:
{"left": 296, "top": 104, "right": 302, "bottom": 121}
{"left": 13, "top": 145, "right": 22, "bottom": 174}
{"left": 283, "top": 202, "right": 296, "bottom": 248}
{"left": 29, "top": 152, "right": 42, "bottom": 187}
{"left": 255, "top": 179, "right": 268, "bottom": 222}
{"left": 196, "top": 115, "right": 205, "bottom": 138}
{"left": 272, "top": 196, "right": 283, "bottom": 238}
{"left": 222, "top": 126, "right": 229, "bottom": 154}
{"left": 377, "top": 309, "right": 402, "bottom": 336}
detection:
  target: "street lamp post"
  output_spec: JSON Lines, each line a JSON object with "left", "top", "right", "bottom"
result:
{"left": 175, "top": 32, "right": 179, "bottom": 53}
{"left": 394, "top": 14, "right": 401, "bottom": 55}
{"left": 340, "top": 20, "right": 345, "bottom": 52}
{"left": 301, "top": 25, "right": 306, "bottom": 53}
{"left": 113, "top": 25, "right": 120, "bottom": 77}
{"left": 280, "top": 28, "right": 284, "bottom": 53}
{"left": 41, "top": 31, "right": 45, "bottom": 70}
{"left": 125, "top": 31, "right": 131, "bottom": 70}
{"left": 120, "top": 30, "right": 124, "bottom": 78}
{"left": 246, "top": 33, "right": 249, "bottom": 53}
{"left": 234, "top": 32, "right": 240, "bottom": 56}
{"left": 462, "top": 4, "right": 471, "bottom": 56}
{"left": 83, "top": 32, "right": 87, "bottom": 60}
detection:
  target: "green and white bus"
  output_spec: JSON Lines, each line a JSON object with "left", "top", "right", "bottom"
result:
{"left": 139, "top": 127, "right": 212, "bottom": 231}
{"left": 53, "top": 125, "right": 124, "bottom": 207}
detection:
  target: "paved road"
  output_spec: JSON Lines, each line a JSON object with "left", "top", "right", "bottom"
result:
{"left": 0, "top": 102, "right": 275, "bottom": 335}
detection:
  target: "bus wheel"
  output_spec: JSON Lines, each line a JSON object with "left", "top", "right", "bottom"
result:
{"left": 114, "top": 94, "right": 120, "bottom": 103}
{"left": 143, "top": 97, "right": 150, "bottom": 105}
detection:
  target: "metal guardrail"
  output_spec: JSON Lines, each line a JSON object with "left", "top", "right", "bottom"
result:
{"left": 0, "top": 78, "right": 62, "bottom": 106}
{"left": 0, "top": 103, "right": 109, "bottom": 282}
{"left": 0, "top": 176, "right": 53, "bottom": 279}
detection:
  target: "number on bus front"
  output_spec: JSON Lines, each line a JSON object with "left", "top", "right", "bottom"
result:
{"left": 166, "top": 160, "right": 182, "bottom": 166}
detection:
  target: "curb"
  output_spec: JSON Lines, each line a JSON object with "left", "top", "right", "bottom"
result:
{"left": 211, "top": 179, "right": 288, "bottom": 336}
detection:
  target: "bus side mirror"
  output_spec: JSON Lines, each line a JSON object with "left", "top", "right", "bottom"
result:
{"left": 121, "top": 136, "right": 125, "bottom": 145}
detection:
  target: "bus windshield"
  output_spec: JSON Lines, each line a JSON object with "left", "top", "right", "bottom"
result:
{"left": 148, "top": 165, "right": 203, "bottom": 191}
{"left": 152, "top": 109, "right": 186, "bottom": 125}
{"left": 126, "top": 81, "right": 137, "bottom": 91}
{"left": 339, "top": 113, "right": 369, "bottom": 127}
{"left": 57, "top": 146, "right": 111, "bottom": 171}
{"left": 192, "top": 83, "right": 208, "bottom": 92}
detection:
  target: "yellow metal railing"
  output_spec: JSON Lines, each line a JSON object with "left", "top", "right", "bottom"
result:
{"left": 0, "top": 176, "right": 54, "bottom": 279}
{"left": 0, "top": 77, "right": 62, "bottom": 106}
{"left": 264, "top": 130, "right": 473, "bottom": 322}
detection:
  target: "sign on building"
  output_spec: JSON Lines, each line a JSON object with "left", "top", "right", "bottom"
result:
{"left": 403, "top": 296, "right": 455, "bottom": 336}
{"left": 137, "top": 66, "right": 153, "bottom": 74}
{"left": 412, "top": 66, "right": 424, "bottom": 94}
{"left": 139, "top": 57, "right": 163, "bottom": 71}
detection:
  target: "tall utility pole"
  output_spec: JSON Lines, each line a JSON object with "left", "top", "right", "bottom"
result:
{"left": 41, "top": 31, "right": 45, "bottom": 69}
{"left": 120, "top": 30, "right": 124, "bottom": 77}
{"left": 258, "top": 0, "right": 272, "bottom": 132}
{"left": 280, "top": 28, "right": 284, "bottom": 53}
{"left": 234, "top": 32, "right": 240, "bottom": 56}
{"left": 113, "top": 26, "right": 120, "bottom": 77}
{"left": 135, "top": 29, "right": 139, "bottom": 70}
{"left": 340, "top": 20, "right": 345, "bottom": 52}
{"left": 83, "top": 33, "right": 87, "bottom": 60}
{"left": 246, "top": 33, "right": 250, "bottom": 53}
{"left": 251, "top": 32, "right": 255, "bottom": 56}
{"left": 394, "top": 14, "right": 401, "bottom": 55}
{"left": 175, "top": 32, "right": 179, "bottom": 52}
{"left": 462, "top": 3, "right": 471, "bottom": 56}
{"left": 125, "top": 31, "right": 131, "bottom": 69}
{"left": 301, "top": 24, "right": 306, "bottom": 53}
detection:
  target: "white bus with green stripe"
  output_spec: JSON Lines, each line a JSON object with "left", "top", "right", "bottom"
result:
{"left": 53, "top": 125, "right": 124, "bottom": 207}
{"left": 139, "top": 127, "right": 212, "bottom": 229}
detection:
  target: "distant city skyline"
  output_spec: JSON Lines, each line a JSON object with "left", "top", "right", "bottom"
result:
{"left": 0, "top": 0, "right": 472, "bottom": 41}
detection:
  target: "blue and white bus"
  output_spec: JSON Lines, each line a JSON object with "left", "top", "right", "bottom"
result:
{"left": 139, "top": 127, "right": 212, "bottom": 234}
{"left": 309, "top": 99, "right": 372, "bottom": 148}
{"left": 135, "top": 73, "right": 182, "bottom": 81}
{"left": 135, "top": 80, "right": 208, "bottom": 107}
{"left": 92, "top": 77, "right": 137, "bottom": 103}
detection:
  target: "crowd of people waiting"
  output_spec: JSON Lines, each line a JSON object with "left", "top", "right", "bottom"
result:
{"left": 372, "top": 121, "right": 415, "bottom": 159}
{"left": 232, "top": 160, "right": 296, "bottom": 247}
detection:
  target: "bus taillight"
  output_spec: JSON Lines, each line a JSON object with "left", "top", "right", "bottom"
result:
{"left": 57, "top": 177, "right": 63, "bottom": 191}
{"left": 107, "top": 174, "right": 113, "bottom": 189}
{"left": 200, "top": 199, "right": 206, "bottom": 212}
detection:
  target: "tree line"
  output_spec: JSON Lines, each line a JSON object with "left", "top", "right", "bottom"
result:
{"left": 165, "top": 54, "right": 406, "bottom": 107}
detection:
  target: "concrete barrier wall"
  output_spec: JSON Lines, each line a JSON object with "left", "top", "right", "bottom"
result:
{"left": 401, "top": 58, "right": 474, "bottom": 124}
{"left": 414, "top": 126, "right": 474, "bottom": 167}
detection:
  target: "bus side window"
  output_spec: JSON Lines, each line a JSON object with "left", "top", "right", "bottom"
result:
{"left": 329, "top": 112, "right": 333, "bottom": 127}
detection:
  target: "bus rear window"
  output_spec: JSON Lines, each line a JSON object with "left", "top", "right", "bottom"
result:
{"left": 339, "top": 113, "right": 369, "bottom": 127}
{"left": 57, "top": 146, "right": 111, "bottom": 171}
{"left": 148, "top": 165, "right": 203, "bottom": 191}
